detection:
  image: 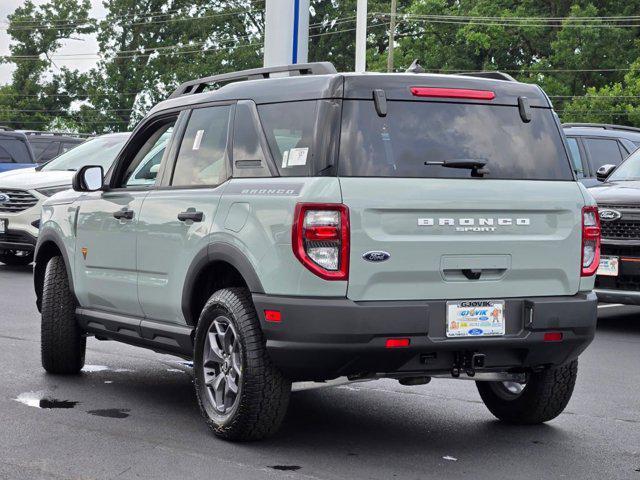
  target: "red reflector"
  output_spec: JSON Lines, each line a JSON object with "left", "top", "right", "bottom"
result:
{"left": 264, "top": 310, "right": 282, "bottom": 323}
{"left": 543, "top": 332, "right": 563, "bottom": 342}
{"left": 385, "top": 338, "right": 410, "bottom": 348}
{"left": 304, "top": 225, "right": 339, "bottom": 241}
{"left": 410, "top": 86, "right": 495, "bottom": 100}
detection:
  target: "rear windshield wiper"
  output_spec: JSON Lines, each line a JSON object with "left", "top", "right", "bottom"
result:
{"left": 425, "top": 158, "right": 490, "bottom": 177}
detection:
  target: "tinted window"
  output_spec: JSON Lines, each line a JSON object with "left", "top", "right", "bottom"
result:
{"left": 258, "top": 101, "right": 317, "bottom": 177}
{"left": 0, "top": 138, "right": 32, "bottom": 164}
{"left": 171, "top": 106, "right": 230, "bottom": 187}
{"left": 566, "top": 137, "right": 585, "bottom": 178}
{"left": 42, "top": 135, "right": 127, "bottom": 171}
{"left": 35, "top": 141, "right": 61, "bottom": 162}
{"left": 583, "top": 138, "right": 624, "bottom": 168}
{"left": 61, "top": 142, "right": 80, "bottom": 153}
{"left": 232, "top": 101, "right": 270, "bottom": 177}
{"left": 339, "top": 101, "right": 573, "bottom": 180}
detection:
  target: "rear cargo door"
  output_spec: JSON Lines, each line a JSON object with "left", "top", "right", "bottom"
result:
{"left": 338, "top": 96, "right": 585, "bottom": 301}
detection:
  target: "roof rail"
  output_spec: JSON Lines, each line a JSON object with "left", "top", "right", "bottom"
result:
{"left": 169, "top": 62, "right": 337, "bottom": 99}
{"left": 456, "top": 71, "right": 516, "bottom": 82}
{"left": 17, "top": 130, "right": 91, "bottom": 138}
{"left": 0, "top": 125, "right": 15, "bottom": 131}
{"left": 562, "top": 123, "right": 640, "bottom": 133}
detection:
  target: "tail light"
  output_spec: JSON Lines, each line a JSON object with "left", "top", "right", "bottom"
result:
{"left": 410, "top": 86, "right": 495, "bottom": 100}
{"left": 292, "top": 203, "right": 349, "bottom": 280}
{"left": 581, "top": 206, "right": 601, "bottom": 277}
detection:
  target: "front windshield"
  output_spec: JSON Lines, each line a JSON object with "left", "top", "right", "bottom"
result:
{"left": 41, "top": 135, "right": 128, "bottom": 172}
{"left": 608, "top": 149, "right": 640, "bottom": 181}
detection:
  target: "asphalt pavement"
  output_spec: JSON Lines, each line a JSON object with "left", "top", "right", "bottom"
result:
{"left": 0, "top": 264, "right": 638, "bottom": 480}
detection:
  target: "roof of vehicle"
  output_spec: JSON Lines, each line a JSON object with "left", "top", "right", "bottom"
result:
{"left": 562, "top": 123, "right": 640, "bottom": 142}
{"left": 149, "top": 62, "right": 550, "bottom": 116}
{"left": 16, "top": 130, "right": 91, "bottom": 140}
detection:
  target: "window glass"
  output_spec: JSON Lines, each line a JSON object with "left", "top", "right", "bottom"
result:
{"left": 125, "top": 130, "right": 172, "bottom": 186}
{"left": 171, "top": 106, "right": 231, "bottom": 187}
{"left": 339, "top": 100, "right": 573, "bottom": 180}
{"left": 61, "top": 142, "right": 81, "bottom": 153}
{"left": 566, "top": 137, "right": 584, "bottom": 178}
{"left": 35, "top": 141, "right": 61, "bottom": 162}
{"left": 0, "top": 138, "right": 32, "bottom": 164}
{"left": 42, "top": 134, "right": 128, "bottom": 171}
{"left": 607, "top": 149, "right": 640, "bottom": 181}
{"left": 584, "top": 138, "right": 624, "bottom": 169}
{"left": 258, "top": 101, "right": 317, "bottom": 177}
{"left": 29, "top": 141, "right": 49, "bottom": 159}
{"left": 232, "top": 102, "right": 270, "bottom": 177}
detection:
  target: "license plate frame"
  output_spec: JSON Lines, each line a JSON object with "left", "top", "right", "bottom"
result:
{"left": 597, "top": 256, "right": 619, "bottom": 277}
{"left": 446, "top": 300, "right": 506, "bottom": 338}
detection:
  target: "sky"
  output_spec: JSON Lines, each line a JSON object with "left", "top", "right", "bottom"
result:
{"left": 0, "top": 0, "right": 105, "bottom": 85}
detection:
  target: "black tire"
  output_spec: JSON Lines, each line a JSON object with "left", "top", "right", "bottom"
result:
{"left": 41, "top": 256, "right": 86, "bottom": 374}
{"left": 194, "top": 287, "right": 291, "bottom": 441}
{"left": 476, "top": 360, "right": 578, "bottom": 424}
{"left": 0, "top": 250, "right": 34, "bottom": 266}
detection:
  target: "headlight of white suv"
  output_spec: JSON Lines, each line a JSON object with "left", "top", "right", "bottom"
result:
{"left": 36, "top": 185, "right": 72, "bottom": 197}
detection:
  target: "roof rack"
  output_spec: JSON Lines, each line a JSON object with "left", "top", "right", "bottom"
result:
{"left": 17, "top": 130, "right": 91, "bottom": 138}
{"left": 562, "top": 123, "right": 640, "bottom": 133}
{"left": 169, "top": 62, "right": 338, "bottom": 99}
{"left": 456, "top": 71, "right": 516, "bottom": 82}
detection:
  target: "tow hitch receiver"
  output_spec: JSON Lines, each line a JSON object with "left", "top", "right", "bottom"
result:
{"left": 451, "top": 352, "right": 486, "bottom": 378}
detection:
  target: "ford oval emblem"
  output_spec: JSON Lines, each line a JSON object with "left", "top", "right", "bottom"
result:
{"left": 468, "top": 328, "right": 484, "bottom": 336}
{"left": 362, "top": 251, "right": 390, "bottom": 262}
{"left": 599, "top": 209, "right": 621, "bottom": 221}
{"left": 0, "top": 193, "right": 9, "bottom": 203}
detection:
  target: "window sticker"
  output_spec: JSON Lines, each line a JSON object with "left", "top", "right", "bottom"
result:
{"left": 287, "top": 147, "right": 308, "bottom": 166}
{"left": 281, "top": 150, "right": 290, "bottom": 168}
{"left": 192, "top": 129, "right": 205, "bottom": 150}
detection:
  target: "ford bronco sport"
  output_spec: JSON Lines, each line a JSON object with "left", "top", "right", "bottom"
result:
{"left": 34, "top": 62, "right": 599, "bottom": 441}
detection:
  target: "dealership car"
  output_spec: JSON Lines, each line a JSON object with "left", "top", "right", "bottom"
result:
{"left": 19, "top": 130, "right": 87, "bottom": 163}
{"left": 590, "top": 148, "right": 640, "bottom": 304}
{"left": 563, "top": 123, "right": 640, "bottom": 186}
{"left": 0, "top": 127, "right": 37, "bottom": 173}
{"left": 35, "top": 62, "right": 599, "bottom": 441}
{"left": 0, "top": 133, "right": 129, "bottom": 265}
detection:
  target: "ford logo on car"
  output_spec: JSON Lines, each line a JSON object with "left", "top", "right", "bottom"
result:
{"left": 468, "top": 328, "right": 484, "bottom": 336}
{"left": 0, "top": 194, "right": 9, "bottom": 203}
{"left": 362, "top": 251, "right": 390, "bottom": 262}
{"left": 599, "top": 209, "right": 621, "bottom": 221}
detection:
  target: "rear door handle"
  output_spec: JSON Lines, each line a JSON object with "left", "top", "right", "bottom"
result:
{"left": 178, "top": 210, "right": 204, "bottom": 222}
{"left": 113, "top": 208, "right": 134, "bottom": 220}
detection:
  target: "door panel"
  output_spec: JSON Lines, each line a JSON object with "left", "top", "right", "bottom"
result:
{"left": 74, "top": 191, "right": 147, "bottom": 316}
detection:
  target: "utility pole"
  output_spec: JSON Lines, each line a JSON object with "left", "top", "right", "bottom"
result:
{"left": 387, "top": 0, "right": 397, "bottom": 72}
{"left": 355, "top": 0, "right": 367, "bottom": 72}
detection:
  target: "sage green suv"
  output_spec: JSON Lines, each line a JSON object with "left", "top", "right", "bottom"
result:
{"left": 34, "top": 63, "right": 600, "bottom": 441}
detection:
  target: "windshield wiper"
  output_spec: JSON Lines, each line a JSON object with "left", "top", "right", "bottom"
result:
{"left": 425, "top": 158, "right": 490, "bottom": 177}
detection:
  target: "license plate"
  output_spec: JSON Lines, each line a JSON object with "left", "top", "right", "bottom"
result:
{"left": 0, "top": 219, "right": 6, "bottom": 234}
{"left": 446, "top": 300, "right": 505, "bottom": 338}
{"left": 597, "top": 256, "right": 619, "bottom": 277}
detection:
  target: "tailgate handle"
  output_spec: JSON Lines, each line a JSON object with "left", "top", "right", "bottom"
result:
{"left": 462, "top": 269, "right": 482, "bottom": 280}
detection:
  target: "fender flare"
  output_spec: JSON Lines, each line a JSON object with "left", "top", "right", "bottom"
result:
{"left": 33, "top": 230, "right": 76, "bottom": 311}
{"left": 181, "top": 242, "right": 264, "bottom": 325}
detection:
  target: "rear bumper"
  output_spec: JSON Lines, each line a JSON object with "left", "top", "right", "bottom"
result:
{"left": 595, "top": 288, "right": 640, "bottom": 305}
{"left": 253, "top": 292, "right": 598, "bottom": 381}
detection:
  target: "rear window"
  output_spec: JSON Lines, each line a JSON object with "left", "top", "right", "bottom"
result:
{"left": 338, "top": 101, "right": 573, "bottom": 180}
{"left": 0, "top": 138, "right": 32, "bottom": 164}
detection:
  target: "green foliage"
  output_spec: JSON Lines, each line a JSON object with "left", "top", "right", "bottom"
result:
{"left": 2, "top": 0, "right": 640, "bottom": 131}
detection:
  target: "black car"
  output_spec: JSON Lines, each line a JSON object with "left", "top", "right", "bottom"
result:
{"left": 0, "top": 127, "right": 36, "bottom": 173}
{"left": 563, "top": 123, "right": 640, "bottom": 187}
{"left": 589, "top": 147, "right": 640, "bottom": 304}
{"left": 17, "top": 131, "right": 87, "bottom": 163}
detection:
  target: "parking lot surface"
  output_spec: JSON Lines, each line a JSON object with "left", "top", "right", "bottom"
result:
{"left": 0, "top": 264, "right": 639, "bottom": 480}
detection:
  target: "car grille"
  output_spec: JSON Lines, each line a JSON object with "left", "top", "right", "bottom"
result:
{"left": 0, "top": 189, "right": 38, "bottom": 213}
{"left": 598, "top": 204, "right": 640, "bottom": 240}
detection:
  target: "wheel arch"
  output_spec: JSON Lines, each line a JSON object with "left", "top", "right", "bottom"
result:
{"left": 33, "top": 232, "right": 75, "bottom": 312}
{"left": 182, "top": 242, "right": 264, "bottom": 326}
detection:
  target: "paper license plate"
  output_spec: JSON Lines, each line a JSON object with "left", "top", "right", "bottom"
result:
{"left": 597, "top": 256, "right": 619, "bottom": 277}
{"left": 0, "top": 219, "right": 6, "bottom": 234}
{"left": 446, "top": 300, "right": 505, "bottom": 338}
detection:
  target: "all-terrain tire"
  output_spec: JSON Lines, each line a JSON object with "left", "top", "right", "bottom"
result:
{"left": 476, "top": 360, "right": 578, "bottom": 424}
{"left": 41, "top": 256, "right": 86, "bottom": 374}
{"left": 0, "top": 251, "right": 34, "bottom": 266}
{"left": 194, "top": 287, "right": 291, "bottom": 441}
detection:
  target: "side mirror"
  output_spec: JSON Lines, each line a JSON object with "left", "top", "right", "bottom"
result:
{"left": 72, "top": 165, "right": 104, "bottom": 192}
{"left": 596, "top": 164, "right": 616, "bottom": 182}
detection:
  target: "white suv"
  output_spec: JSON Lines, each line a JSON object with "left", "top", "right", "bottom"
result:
{"left": 0, "top": 133, "right": 129, "bottom": 265}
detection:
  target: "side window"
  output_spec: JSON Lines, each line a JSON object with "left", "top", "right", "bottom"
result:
{"left": 566, "top": 137, "right": 585, "bottom": 178}
{"left": 584, "top": 138, "right": 624, "bottom": 169}
{"left": 117, "top": 118, "right": 176, "bottom": 188}
{"left": 171, "top": 105, "right": 231, "bottom": 187}
{"left": 61, "top": 142, "right": 80, "bottom": 153}
{"left": 37, "top": 142, "right": 62, "bottom": 162}
{"left": 258, "top": 100, "right": 317, "bottom": 177}
{"left": 0, "top": 138, "right": 31, "bottom": 163}
{"left": 232, "top": 101, "right": 271, "bottom": 178}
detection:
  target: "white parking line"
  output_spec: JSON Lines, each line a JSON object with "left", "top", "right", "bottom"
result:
{"left": 597, "top": 304, "right": 624, "bottom": 309}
